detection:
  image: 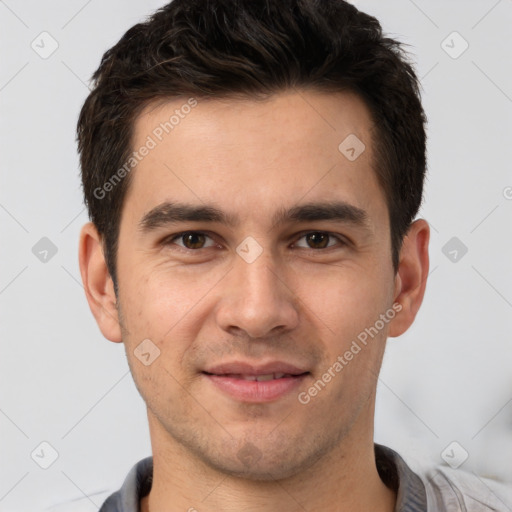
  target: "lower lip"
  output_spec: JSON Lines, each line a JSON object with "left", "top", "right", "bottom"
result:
{"left": 203, "top": 373, "right": 309, "bottom": 403}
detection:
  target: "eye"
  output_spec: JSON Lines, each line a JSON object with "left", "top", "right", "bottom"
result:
{"left": 167, "top": 231, "right": 216, "bottom": 250}
{"left": 294, "top": 231, "right": 345, "bottom": 250}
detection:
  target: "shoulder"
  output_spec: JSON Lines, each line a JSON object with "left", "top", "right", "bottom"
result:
{"left": 419, "top": 465, "right": 512, "bottom": 511}
{"left": 375, "top": 444, "right": 512, "bottom": 512}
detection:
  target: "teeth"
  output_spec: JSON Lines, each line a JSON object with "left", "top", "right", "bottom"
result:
{"left": 237, "top": 373, "right": 288, "bottom": 381}
{"left": 219, "top": 373, "right": 294, "bottom": 380}
{"left": 256, "top": 373, "right": 275, "bottom": 381}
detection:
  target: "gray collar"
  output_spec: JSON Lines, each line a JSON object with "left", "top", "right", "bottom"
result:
{"left": 375, "top": 444, "right": 428, "bottom": 511}
{"left": 99, "top": 444, "right": 427, "bottom": 511}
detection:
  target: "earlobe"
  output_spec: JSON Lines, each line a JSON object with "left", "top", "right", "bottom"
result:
{"left": 78, "top": 222, "right": 123, "bottom": 343}
{"left": 388, "top": 219, "right": 430, "bottom": 338}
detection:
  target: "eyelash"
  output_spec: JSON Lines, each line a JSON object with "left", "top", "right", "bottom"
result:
{"left": 163, "top": 230, "right": 349, "bottom": 252}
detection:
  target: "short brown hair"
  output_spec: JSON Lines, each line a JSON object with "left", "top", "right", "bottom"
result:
{"left": 77, "top": 0, "right": 427, "bottom": 291}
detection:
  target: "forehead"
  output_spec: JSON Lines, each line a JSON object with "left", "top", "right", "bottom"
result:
{"left": 134, "top": 89, "right": 375, "bottom": 157}
{"left": 123, "top": 89, "right": 384, "bottom": 227}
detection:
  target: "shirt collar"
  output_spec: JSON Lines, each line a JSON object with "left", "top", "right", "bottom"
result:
{"left": 375, "top": 443, "right": 428, "bottom": 511}
{"left": 104, "top": 444, "right": 427, "bottom": 512}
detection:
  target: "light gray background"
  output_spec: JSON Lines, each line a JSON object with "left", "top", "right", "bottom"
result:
{"left": 1, "top": 0, "right": 511, "bottom": 510}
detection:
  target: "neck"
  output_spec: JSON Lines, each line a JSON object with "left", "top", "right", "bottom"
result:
{"left": 141, "top": 407, "right": 396, "bottom": 512}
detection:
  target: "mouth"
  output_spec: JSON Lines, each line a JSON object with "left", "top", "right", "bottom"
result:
{"left": 202, "top": 361, "right": 310, "bottom": 402}
{"left": 203, "top": 372, "right": 306, "bottom": 381}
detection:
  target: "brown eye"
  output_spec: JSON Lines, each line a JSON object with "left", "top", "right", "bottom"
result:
{"left": 167, "top": 231, "right": 215, "bottom": 250}
{"left": 294, "top": 231, "right": 344, "bottom": 250}
{"left": 181, "top": 232, "right": 206, "bottom": 249}
{"left": 305, "top": 232, "right": 330, "bottom": 249}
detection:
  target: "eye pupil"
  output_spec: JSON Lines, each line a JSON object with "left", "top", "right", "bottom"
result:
{"left": 306, "top": 232, "right": 329, "bottom": 249}
{"left": 183, "top": 232, "right": 205, "bottom": 249}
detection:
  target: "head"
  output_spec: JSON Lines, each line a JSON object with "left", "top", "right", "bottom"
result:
{"left": 78, "top": 0, "right": 427, "bottom": 291}
{"left": 78, "top": 0, "right": 429, "bottom": 480}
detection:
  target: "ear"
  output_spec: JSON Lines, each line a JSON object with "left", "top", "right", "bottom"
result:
{"left": 388, "top": 219, "right": 430, "bottom": 337}
{"left": 78, "top": 222, "right": 122, "bottom": 343}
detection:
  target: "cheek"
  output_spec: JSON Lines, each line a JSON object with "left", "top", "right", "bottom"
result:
{"left": 295, "top": 266, "right": 393, "bottom": 338}
{"left": 118, "top": 266, "right": 218, "bottom": 349}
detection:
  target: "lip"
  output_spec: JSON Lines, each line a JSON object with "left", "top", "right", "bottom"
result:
{"left": 203, "top": 360, "right": 308, "bottom": 376}
{"left": 202, "top": 360, "right": 310, "bottom": 403}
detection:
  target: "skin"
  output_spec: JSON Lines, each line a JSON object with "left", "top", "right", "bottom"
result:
{"left": 79, "top": 89, "right": 429, "bottom": 512}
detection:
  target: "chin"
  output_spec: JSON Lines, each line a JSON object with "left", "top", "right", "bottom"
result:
{"left": 195, "top": 436, "right": 332, "bottom": 482}
{"left": 205, "top": 455, "right": 305, "bottom": 481}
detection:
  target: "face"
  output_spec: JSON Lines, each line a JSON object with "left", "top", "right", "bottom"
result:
{"left": 112, "top": 89, "right": 402, "bottom": 479}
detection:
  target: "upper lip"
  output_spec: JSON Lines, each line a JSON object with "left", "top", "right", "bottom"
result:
{"left": 203, "top": 361, "right": 309, "bottom": 376}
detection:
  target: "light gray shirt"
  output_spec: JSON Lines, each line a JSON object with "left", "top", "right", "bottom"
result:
{"left": 49, "top": 444, "right": 512, "bottom": 511}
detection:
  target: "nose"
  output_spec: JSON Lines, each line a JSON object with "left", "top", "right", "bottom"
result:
{"left": 214, "top": 248, "right": 300, "bottom": 339}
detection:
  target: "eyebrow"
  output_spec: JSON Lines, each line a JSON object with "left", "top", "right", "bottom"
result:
{"left": 138, "top": 200, "right": 370, "bottom": 234}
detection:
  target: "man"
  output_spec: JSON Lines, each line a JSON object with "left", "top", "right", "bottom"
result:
{"left": 76, "top": 0, "right": 511, "bottom": 510}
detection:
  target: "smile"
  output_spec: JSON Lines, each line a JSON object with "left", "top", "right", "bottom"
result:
{"left": 202, "top": 371, "right": 309, "bottom": 402}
